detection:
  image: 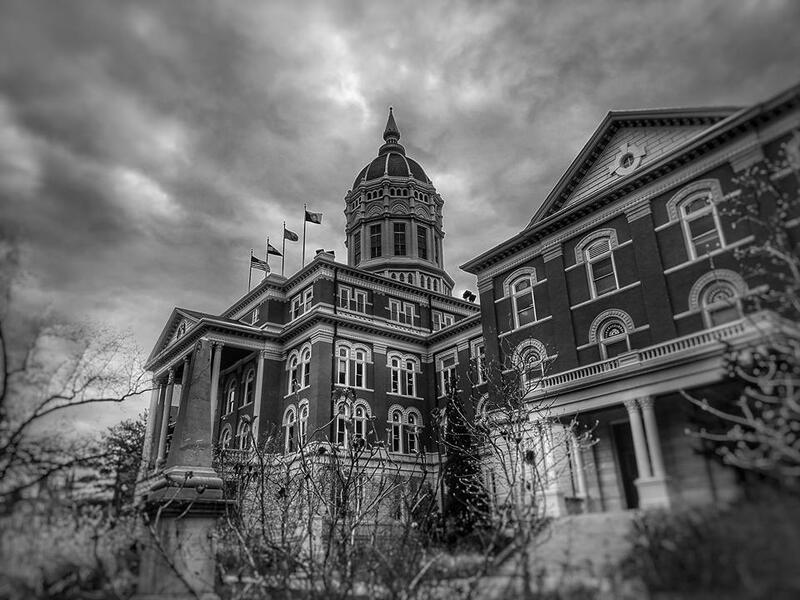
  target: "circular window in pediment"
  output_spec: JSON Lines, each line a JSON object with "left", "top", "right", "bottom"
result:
{"left": 611, "top": 142, "right": 646, "bottom": 176}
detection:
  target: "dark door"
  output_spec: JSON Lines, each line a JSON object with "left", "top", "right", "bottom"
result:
{"left": 612, "top": 421, "right": 639, "bottom": 509}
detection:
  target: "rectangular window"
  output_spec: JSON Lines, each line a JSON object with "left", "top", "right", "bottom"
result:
{"left": 370, "top": 224, "right": 382, "bottom": 258}
{"left": 434, "top": 237, "right": 440, "bottom": 264}
{"left": 417, "top": 226, "right": 428, "bottom": 260}
{"left": 590, "top": 257, "right": 617, "bottom": 296}
{"left": 338, "top": 285, "right": 351, "bottom": 310}
{"left": 353, "top": 290, "right": 367, "bottom": 313}
{"left": 353, "top": 232, "right": 362, "bottom": 264}
{"left": 389, "top": 299, "right": 415, "bottom": 325}
{"left": 394, "top": 223, "right": 406, "bottom": 255}
{"left": 251, "top": 307, "right": 259, "bottom": 324}
{"left": 290, "top": 288, "right": 313, "bottom": 320}
{"left": 688, "top": 215, "right": 721, "bottom": 256}
{"left": 432, "top": 311, "right": 455, "bottom": 331}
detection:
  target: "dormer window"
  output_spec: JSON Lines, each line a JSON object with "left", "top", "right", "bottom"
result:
{"left": 176, "top": 321, "right": 187, "bottom": 339}
{"left": 250, "top": 307, "right": 259, "bottom": 325}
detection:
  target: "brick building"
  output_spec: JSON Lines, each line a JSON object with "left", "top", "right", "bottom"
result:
{"left": 139, "top": 84, "right": 800, "bottom": 517}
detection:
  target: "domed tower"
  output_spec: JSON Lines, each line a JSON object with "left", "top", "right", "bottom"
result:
{"left": 344, "top": 109, "right": 453, "bottom": 295}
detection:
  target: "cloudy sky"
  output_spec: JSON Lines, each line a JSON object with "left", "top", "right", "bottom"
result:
{"left": 2, "top": 0, "right": 799, "bottom": 425}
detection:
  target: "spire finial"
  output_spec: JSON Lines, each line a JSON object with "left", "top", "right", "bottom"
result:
{"left": 383, "top": 106, "right": 400, "bottom": 143}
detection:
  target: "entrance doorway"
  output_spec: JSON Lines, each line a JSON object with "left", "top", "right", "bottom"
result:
{"left": 612, "top": 421, "right": 639, "bottom": 509}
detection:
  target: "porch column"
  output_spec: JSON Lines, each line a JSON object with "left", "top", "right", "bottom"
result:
{"left": 209, "top": 342, "right": 223, "bottom": 441}
{"left": 149, "top": 381, "right": 167, "bottom": 472}
{"left": 251, "top": 349, "right": 267, "bottom": 445}
{"left": 639, "top": 396, "right": 666, "bottom": 479}
{"left": 624, "top": 399, "right": 652, "bottom": 479}
{"left": 156, "top": 368, "right": 175, "bottom": 467}
{"left": 571, "top": 432, "right": 588, "bottom": 498}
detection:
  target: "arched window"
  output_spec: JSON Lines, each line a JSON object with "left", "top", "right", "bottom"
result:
{"left": 668, "top": 181, "right": 725, "bottom": 260}
{"left": 598, "top": 318, "right": 630, "bottom": 359}
{"left": 284, "top": 407, "right": 297, "bottom": 453}
{"left": 353, "top": 404, "right": 367, "bottom": 442}
{"left": 513, "top": 339, "right": 550, "bottom": 389}
{"left": 287, "top": 344, "right": 312, "bottom": 394}
{"left": 236, "top": 418, "right": 251, "bottom": 450}
{"left": 300, "top": 347, "right": 311, "bottom": 388}
{"left": 406, "top": 412, "right": 419, "bottom": 454}
{"left": 335, "top": 401, "right": 350, "bottom": 447}
{"left": 219, "top": 426, "right": 232, "bottom": 449}
{"left": 700, "top": 281, "right": 741, "bottom": 327}
{"left": 298, "top": 402, "right": 309, "bottom": 447}
{"left": 226, "top": 379, "right": 237, "bottom": 414}
{"left": 583, "top": 236, "right": 618, "bottom": 298}
{"left": 336, "top": 345, "right": 350, "bottom": 386}
{"left": 243, "top": 368, "right": 255, "bottom": 405}
{"left": 354, "top": 348, "right": 367, "bottom": 388}
{"left": 511, "top": 275, "right": 536, "bottom": 328}
{"left": 288, "top": 355, "right": 300, "bottom": 394}
{"left": 388, "top": 352, "right": 418, "bottom": 397}
{"left": 388, "top": 407, "right": 423, "bottom": 454}
{"left": 390, "top": 409, "right": 403, "bottom": 453}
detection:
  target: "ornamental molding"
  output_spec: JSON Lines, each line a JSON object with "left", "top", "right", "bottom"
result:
{"left": 624, "top": 201, "right": 652, "bottom": 223}
{"left": 542, "top": 243, "right": 563, "bottom": 263}
{"left": 665, "top": 178, "right": 724, "bottom": 222}
{"left": 574, "top": 228, "right": 620, "bottom": 264}
{"left": 609, "top": 142, "right": 646, "bottom": 177}
{"left": 501, "top": 266, "right": 537, "bottom": 297}
{"left": 588, "top": 309, "right": 636, "bottom": 344}
{"left": 729, "top": 139, "right": 765, "bottom": 173}
{"left": 687, "top": 269, "right": 746, "bottom": 311}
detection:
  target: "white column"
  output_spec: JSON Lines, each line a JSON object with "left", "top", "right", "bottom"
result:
{"left": 141, "top": 381, "right": 161, "bottom": 471}
{"left": 639, "top": 396, "right": 666, "bottom": 479}
{"left": 209, "top": 342, "right": 223, "bottom": 438}
{"left": 571, "top": 432, "right": 588, "bottom": 498}
{"left": 539, "top": 421, "right": 556, "bottom": 484}
{"left": 624, "top": 399, "right": 652, "bottom": 480}
{"left": 156, "top": 369, "right": 175, "bottom": 467}
{"left": 251, "top": 350, "right": 267, "bottom": 445}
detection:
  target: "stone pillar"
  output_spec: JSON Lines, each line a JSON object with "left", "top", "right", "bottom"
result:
{"left": 251, "top": 350, "right": 266, "bottom": 445}
{"left": 209, "top": 342, "right": 223, "bottom": 442}
{"left": 571, "top": 432, "right": 588, "bottom": 498}
{"left": 540, "top": 421, "right": 567, "bottom": 517}
{"left": 624, "top": 399, "right": 652, "bottom": 479}
{"left": 136, "top": 339, "right": 228, "bottom": 600}
{"left": 639, "top": 397, "right": 666, "bottom": 479}
{"left": 141, "top": 381, "right": 161, "bottom": 473}
{"left": 156, "top": 368, "right": 175, "bottom": 468}
{"left": 149, "top": 381, "right": 167, "bottom": 472}
{"left": 636, "top": 396, "right": 673, "bottom": 508}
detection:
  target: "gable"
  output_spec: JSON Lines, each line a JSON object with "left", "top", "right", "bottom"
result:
{"left": 562, "top": 123, "right": 710, "bottom": 209}
{"left": 527, "top": 107, "right": 740, "bottom": 227}
{"left": 146, "top": 308, "right": 203, "bottom": 363}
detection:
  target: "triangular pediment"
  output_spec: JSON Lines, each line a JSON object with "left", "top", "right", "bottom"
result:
{"left": 528, "top": 107, "right": 740, "bottom": 226}
{"left": 147, "top": 307, "right": 205, "bottom": 362}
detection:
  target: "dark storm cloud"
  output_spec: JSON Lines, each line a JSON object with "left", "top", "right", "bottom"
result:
{"left": 1, "top": 0, "right": 799, "bottom": 377}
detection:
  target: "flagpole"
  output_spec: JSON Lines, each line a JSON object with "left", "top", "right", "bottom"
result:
{"left": 282, "top": 221, "right": 286, "bottom": 276}
{"left": 248, "top": 248, "right": 253, "bottom": 291}
{"left": 266, "top": 236, "right": 270, "bottom": 273}
{"left": 302, "top": 203, "right": 307, "bottom": 268}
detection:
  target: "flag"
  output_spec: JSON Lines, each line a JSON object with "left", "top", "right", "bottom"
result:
{"left": 250, "top": 255, "right": 270, "bottom": 273}
{"left": 305, "top": 210, "right": 323, "bottom": 224}
{"left": 267, "top": 242, "right": 283, "bottom": 256}
{"left": 284, "top": 227, "right": 299, "bottom": 242}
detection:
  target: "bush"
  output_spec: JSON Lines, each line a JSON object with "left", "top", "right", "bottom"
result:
{"left": 623, "top": 492, "right": 800, "bottom": 598}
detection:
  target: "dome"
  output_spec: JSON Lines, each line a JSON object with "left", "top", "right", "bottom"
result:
{"left": 351, "top": 108, "right": 432, "bottom": 189}
{"left": 352, "top": 153, "right": 431, "bottom": 188}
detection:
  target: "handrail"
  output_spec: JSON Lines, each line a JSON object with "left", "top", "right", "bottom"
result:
{"left": 538, "top": 315, "right": 764, "bottom": 390}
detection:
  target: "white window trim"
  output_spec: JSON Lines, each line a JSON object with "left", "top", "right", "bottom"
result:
{"left": 584, "top": 238, "right": 619, "bottom": 299}
{"left": 588, "top": 309, "right": 636, "bottom": 345}
{"left": 387, "top": 351, "right": 419, "bottom": 398}
{"left": 510, "top": 273, "right": 538, "bottom": 328}
{"left": 242, "top": 368, "right": 256, "bottom": 405}
{"left": 470, "top": 338, "right": 487, "bottom": 385}
{"left": 286, "top": 343, "right": 312, "bottom": 395}
{"left": 437, "top": 350, "right": 459, "bottom": 398}
{"left": 283, "top": 405, "right": 297, "bottom": 453}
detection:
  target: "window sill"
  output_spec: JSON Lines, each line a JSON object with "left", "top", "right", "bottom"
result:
{"left": 498, "top": 314, "right": 553, "bottom": 338}
{"left": 387, "top": 393, "right": 424, "bottom": 401}
{"left": 569, "top": 281, "right": 641, "bottom": 310}
{"left": 284, "top": 386, "right": 310, "bottom": 399}
{"left": 663, "top": 236, "right": 754, "bottom": 275}
{"left": 333, "top": 384, "right": 374, "bottom": 393}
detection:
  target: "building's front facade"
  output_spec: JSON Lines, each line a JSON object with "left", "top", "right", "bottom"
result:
{"left": 139, "top": 84, "right": 800, "bottom": 519}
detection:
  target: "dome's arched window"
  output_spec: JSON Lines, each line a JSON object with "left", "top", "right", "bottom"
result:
{"left": 243, "top": 368, "right": 255, "bottom": 405}
{"left": 226, "top": 379, "right": 237, "bottom": 414}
